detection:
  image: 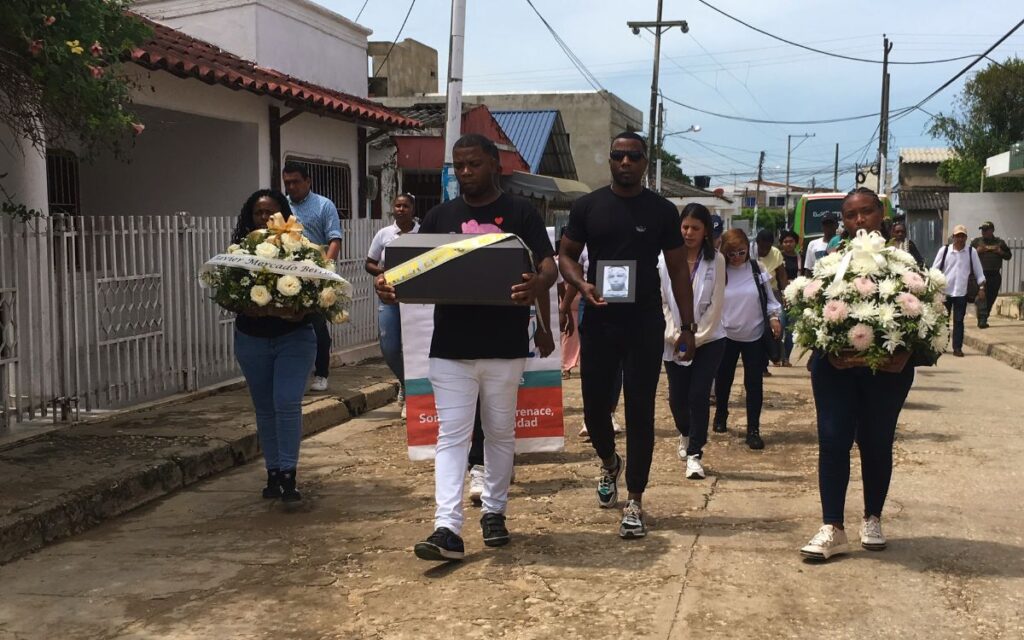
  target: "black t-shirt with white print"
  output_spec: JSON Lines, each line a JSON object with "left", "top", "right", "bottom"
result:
{"left": 564, "top": 186, "right": 683, "bottom": 310}
{"left": 419, "top": 192, "right": 554, "bottom": 360}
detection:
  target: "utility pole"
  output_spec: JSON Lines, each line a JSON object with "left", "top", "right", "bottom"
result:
{"left": 785, "top": 133, "right": 814, "bottom": 229}
{"left": 752, "top": 151, "right": 765, "bottom": 233}
{"left": 833, "top": 143, "right": 839, "bottom": 191}
{"left": 627, "top": 4, "right": 688, "bottom": 187}
{"left": 655, "top": 101, "right": 665, "bottom": 192}
{"left": 877, "top": 35, "right": 893, "bottom": 197}
{"left": 441, "top": 0, "right": 467, "bottom": 202}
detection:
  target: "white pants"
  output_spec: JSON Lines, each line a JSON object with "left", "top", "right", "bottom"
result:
{"left": 429, "top": 357, "right": 526, "bottom": 534}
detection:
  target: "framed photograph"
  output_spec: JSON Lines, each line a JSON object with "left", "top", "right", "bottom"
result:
{"left": 596, "top": 259, "right": 637, "bottom": 303}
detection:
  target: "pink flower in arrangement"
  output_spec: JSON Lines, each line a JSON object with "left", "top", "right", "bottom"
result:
{"left": 131, "top": 122, "right": 145, "bottom": 136}
{"left": 896, "top": 292, "right": 923, "bottom": 317}
{"left": 853, "top": 277, "right": 877, "bottom": 297}
{"left": 43, "top": 16, "right": 56, "bottom": 26}
{"left": 88, "top": 65, "right": 104, "bottom": 78}
{"left": 28, "top": 39, "right": 44, "bottom": 56}
{"left": 901, "top": 271, "right": 926, "bottom": 294}
{"left": 90, "top": 41, "right": 104, "bottom": 57}
{"left": 822, "top": 299, "right": 850, "bottom": 324}
{"left": 848, "top": 323, "right": 875, "bottom": 352}
{"left": 802, "top": 279, "right": 823, "bottom": 299}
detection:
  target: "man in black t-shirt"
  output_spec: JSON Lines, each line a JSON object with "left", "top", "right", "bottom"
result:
{"left": 559, "top": 131, "right": 696, "bottom": 540}
{"left": 375, "top": 134, "right": 556, "bottom": 562}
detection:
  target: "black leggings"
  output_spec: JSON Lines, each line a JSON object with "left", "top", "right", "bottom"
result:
{"left": 713, "top": 338, "right": 767, "bottom": 434}
{"left": 580, "top": 307, "right": 664, "bottom": 494}
{"left": 666, "top": 338, "right": 726, "bottom": 457}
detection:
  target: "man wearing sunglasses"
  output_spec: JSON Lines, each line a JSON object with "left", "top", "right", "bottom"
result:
{"left": 558, "top": 131, "right": 696, "bottom": 539}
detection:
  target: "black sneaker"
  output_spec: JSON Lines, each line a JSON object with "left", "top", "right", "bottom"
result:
{"left": 597, "top": 453, "right": 622, "bottom": 508}
{"left": 746, "top": 432, "right": 765, "bottom": 450}
{"left": 279, "top": 469, "right": 301, "bottom": 504}
{"left": 480, "top": 512, "right": 511, "bottom": 547}
{"left": 262, "top": 469, "right": 282, "bottom": 499}
{"left": 712, "top": 419, "right": 728, "bottom": 434}
{"left": 414, "top": 527, "right": 465, "bottom": 561}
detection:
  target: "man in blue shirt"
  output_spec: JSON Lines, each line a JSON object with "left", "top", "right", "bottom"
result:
{"left": 283, "top": 161, "right": 343, "bottom": 392}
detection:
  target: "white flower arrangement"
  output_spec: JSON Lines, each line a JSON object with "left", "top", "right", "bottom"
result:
{"left": 787, "top": 229, "right": 949, "bottom": 371}
{"left": 201, "top": 213, "right": 351, "bottom": 324}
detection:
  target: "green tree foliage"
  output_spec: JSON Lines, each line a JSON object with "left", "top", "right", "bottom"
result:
{"left": 929, "top": 57, "right": 1024, "bottom": 192}
{"left": 0, "top": 1, "right": 149, "bottom": 218}
{"left": 735, "top": 207, "right": 786, "bottom": 235}
{"left": 656, "top": 148, "right": 692, "bottom": 184}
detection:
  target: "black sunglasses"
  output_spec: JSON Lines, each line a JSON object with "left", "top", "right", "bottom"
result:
{"left": 610, "top": 150, "right": 645, "bottom": 162}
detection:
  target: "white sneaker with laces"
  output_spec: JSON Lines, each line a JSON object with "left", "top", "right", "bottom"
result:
{"left": 859, "top": 516, "right": 886, "bottom": 550}
{"left": 309, "top": 376, "right": 328, "bottom": 392}
{"left": 677, "top": 435, "right": 690, "bottom": 461}
{"left": 468, "top": 465, "right": 485, "bottom": 506}
{"left": 685, "top": 454, "right": 705, "bottom": 480}
{"left": 611, "top": 414, "right": 624, "bottom": 434}
{"left": 800, "top": 524, "right": 849, "bottom": 560}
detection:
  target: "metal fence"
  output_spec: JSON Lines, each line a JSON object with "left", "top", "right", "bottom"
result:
{"left": 1001, "top": 238, "right": 1024, "bottom": 294}
{"left": 0, "top": 213, "right": 387, "bottom": 428}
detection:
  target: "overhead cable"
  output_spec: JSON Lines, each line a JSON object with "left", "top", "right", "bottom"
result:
{"left": 371, "top": 0, "right": 417, "bottom": 78}
{"left": 524, "top": 0, "right": 608, "bottom": 98}
{"left": 660, "top": 94, "right": 912, "bottom": 125}
{"left": 695, "top": 0, "right": 982, "bottom": 65}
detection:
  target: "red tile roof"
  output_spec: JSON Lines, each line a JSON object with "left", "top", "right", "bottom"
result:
{"left": 127, "top": 15, "right": 421, "bottom": 129}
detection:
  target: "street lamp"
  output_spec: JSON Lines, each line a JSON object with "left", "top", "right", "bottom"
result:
{"left": 658, "top": 124, "right": 700, "bottom": 193}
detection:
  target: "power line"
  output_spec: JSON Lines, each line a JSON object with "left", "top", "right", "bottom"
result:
{"left": 523, "top": 0, "right": 608, "bottom": 98}
{"left": 660, "top": 93, "right": 913, "bottom": 125}
{"left": 354, "top": 0, "right": 369, "bottom": 22}
{"left": 371, "top": 0, "right": 417, "bottom": 78}
{"left": 695, "top": 0, "right": 982, "bottom": 65}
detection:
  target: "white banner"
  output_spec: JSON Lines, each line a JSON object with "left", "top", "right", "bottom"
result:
{"left": 199, "top": 253, "right": 343, "bottom": 286}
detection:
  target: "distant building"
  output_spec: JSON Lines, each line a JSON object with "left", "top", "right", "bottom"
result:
{"left": 896, "top": 147, "right": 957, "bottom": 264}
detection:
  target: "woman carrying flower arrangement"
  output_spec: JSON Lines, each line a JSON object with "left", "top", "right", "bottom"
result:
{"left": 202, "top": 189, "right": 352, "bottom": 505}
{"left": 789, "top": 188, "right": 948, "bottom": 561}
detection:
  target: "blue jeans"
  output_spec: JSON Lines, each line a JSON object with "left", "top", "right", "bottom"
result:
{"left": 666, "top": 338, "right": 726, "bottom": 457}
{"left": 234, "top": 326, "right": 317, "bottom": 471}
{"left": 781, "top": 307, "right": 795, "bottom": 361}
{"left": 713, "top": 338, "right": 768, "bottom": 434}
{"left": 944, "top": 296, "right": 968, "bottom": 351}
{"left": 810, "top": 353, "right": 914, "bottom": 525}
{"left": 378, "top": 303, "right": 404, "bottom": 391}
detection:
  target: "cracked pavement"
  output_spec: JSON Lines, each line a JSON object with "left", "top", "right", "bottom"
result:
{"left": 1, "top": 347, "right": 1022, "bottom": 639}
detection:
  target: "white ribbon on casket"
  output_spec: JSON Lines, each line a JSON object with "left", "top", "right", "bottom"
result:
{"left": 199, "top": 253, "right": 343, "bottom": 287}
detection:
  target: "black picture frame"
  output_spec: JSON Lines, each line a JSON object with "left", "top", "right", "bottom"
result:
{"left": 596, "top": 259, "right": 637, "bottom": 303}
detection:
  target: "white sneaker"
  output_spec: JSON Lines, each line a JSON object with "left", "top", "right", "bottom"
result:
{"left": 859, "top": 516, "right": 886, "bottom": 550}
{"left": 677, "top": 435, "right": 690, "bottom": 461}
{"left": 611, "top": 414, "right": 624, "bottom": 434}
{"left": 685, "top": 454, "right": 705, "bottom": 480}
{"left": 309, "top": 376, "right": 328, "bottom": 392}
{"left": 400, "top": 402, "right": 407, "bottom": 419}
{"left": 800, "top": 524, "right": 850, "bottom": 561}
{"left": 469, "top": 465, "right": 484, "bottom": 506}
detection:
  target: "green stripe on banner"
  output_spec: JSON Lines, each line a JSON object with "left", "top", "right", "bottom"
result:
{"left": 520, "top": 370, "right": 562, "bottom": 388}
{"left": 405, "top": 370, "right": 560, "bottom": 396}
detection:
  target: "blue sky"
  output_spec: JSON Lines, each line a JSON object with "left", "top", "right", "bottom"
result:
{"left": 324, "top": 0, "right": 1024, "bottom": 190}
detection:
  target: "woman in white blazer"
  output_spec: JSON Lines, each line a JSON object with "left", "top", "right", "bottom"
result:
{"left": 659, "top": 203, "right": 727, "bottom": 481}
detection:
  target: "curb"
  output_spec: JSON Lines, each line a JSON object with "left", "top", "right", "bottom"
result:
{"left": 963, "top": 332, "right": 1024, "bottom": 372}
{"left": 0, "top": 380, "right": 399, "bottom": 565}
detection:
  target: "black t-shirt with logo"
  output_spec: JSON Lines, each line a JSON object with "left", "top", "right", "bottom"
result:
{"left": 419, "top": 192, "right": 554, "bottom": 360}
{"left": 564, "top": 186, "right": 683, "bottom": 311}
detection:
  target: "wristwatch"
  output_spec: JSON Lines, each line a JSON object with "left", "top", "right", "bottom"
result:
{"left": 680, "top": 322, "right": 698, "bottom": 333}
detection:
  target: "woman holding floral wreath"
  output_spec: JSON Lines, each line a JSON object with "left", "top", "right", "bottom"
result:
{"left": 231, "top": 189, "right": 317, "bottom": 505}
{"left": 795, "top": 187, "right": 943, "bottom": 561}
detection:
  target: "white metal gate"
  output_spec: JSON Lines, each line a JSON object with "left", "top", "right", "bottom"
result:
{"left": 0, "top": 213, "right": 387, "bottom": 428}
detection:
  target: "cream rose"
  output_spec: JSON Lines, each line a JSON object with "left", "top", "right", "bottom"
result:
{"left": 281, "top": 233, "right": 304, "bottom": 252}
{"left": 276, "top": 275, "right": 302, "bottom": 297}
{"left": 331, "top": 309, "right": 350, "bottom": 324}
{"left": 250, "top": 285, "right": 272, "bottom": 306}
{"left": 255, "top": 242, "right": 279, "bottom": 259}
{"left": 318, "top": 287, "right": 337, "bottom": 308}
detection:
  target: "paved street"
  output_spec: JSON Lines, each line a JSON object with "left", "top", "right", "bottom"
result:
{"left": 1, "top": 349, "right": 1022, "bottom": 640}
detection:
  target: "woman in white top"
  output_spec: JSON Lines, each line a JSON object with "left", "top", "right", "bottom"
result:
{"left": 365, "top": 193, "right": 419, "bottom": 413}
{"left": 712, "top": 229, "right": 782, "bottom": 451}
{"left": 659, "top": 204, "right": 727, "bottom": 481}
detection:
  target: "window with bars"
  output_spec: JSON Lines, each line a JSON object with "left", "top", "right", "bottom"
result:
{"left": 768, "top": 196, "right": 787, "bottom": 208}
{"left": 284, "top": 156, "right": 353, "bottom": 219}
{"left": 46, "top": 150, "right": 80, "bottom": 215}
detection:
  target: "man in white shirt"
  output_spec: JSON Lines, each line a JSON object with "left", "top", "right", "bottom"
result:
{"left": 932, "top": 224, "right": 986, "bottom": 357}
{"left": 802, "top": 213, "right": 839, "bottom": 276}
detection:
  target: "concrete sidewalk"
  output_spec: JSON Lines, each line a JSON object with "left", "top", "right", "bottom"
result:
{"left": 0, "top": 361, "right": 398, "bottom": 564}
{"left": 963, "top": 312, "right": 1024, "bottom": 372}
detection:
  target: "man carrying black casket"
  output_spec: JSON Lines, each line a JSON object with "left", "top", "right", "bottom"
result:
{"left": 375, "top": 134, "right": 557, "bottom": 561}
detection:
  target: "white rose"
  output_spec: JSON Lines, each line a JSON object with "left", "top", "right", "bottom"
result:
{"left": 318, "top": 287, "right": 337, "bottom": 308}
{"left": 255, "top": 242, "right": 279, "bottom": 259}
{"left": 281, "top": 234, "right": 303, "bottom": 252}
{"left": 250, "top": 285, "right": 272, "bottom": 306}
{"left": 227, "top": 244, "right": 240, "bottom": 253}
{"left": 276, "top": 275, "right": 302, "bottom": 297}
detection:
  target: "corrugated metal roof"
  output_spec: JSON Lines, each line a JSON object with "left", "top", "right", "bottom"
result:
{"left": 491, "top": 111, "right": 558, "bottom": 173}
{"left": 898, "top": 190, "right": 950, "bottom": 211}
{"left": 899, "top": 148, "right": 956, "bottom": 164}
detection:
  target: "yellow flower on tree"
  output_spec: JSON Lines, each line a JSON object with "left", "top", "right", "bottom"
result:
{"left": 66, "top": 40, "right": 84, "bottom": 55}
